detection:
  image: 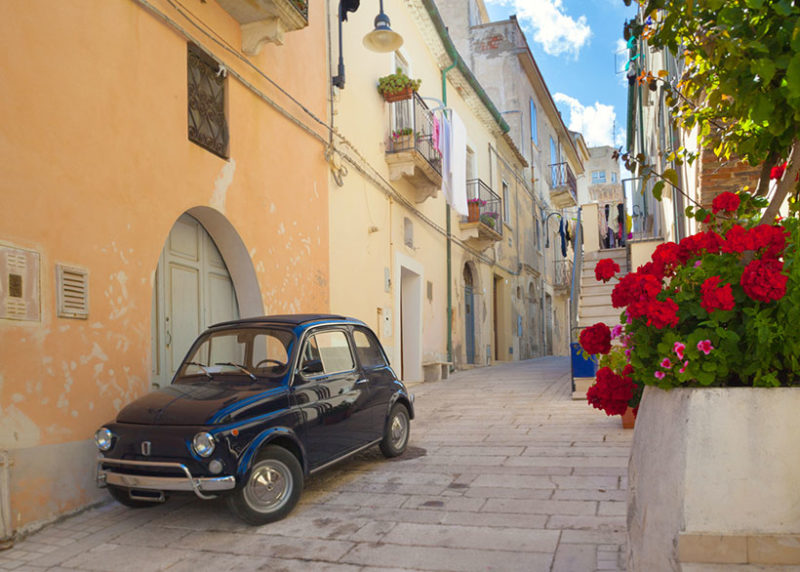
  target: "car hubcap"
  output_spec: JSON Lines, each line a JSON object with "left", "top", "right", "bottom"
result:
{"left": 244, "top": 460, "right": 292, "bottom": 513}
{"left": 390, "top": 413, "right": 408, "bottom": 449}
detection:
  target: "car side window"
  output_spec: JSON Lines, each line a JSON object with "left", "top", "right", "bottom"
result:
{"left": 301, "top": 330, "right": 354, "bottom": 375}
{"left": 353, "top": 328, "right": 388, "bottom": 369}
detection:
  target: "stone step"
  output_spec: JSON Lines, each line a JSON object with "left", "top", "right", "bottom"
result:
{"left": 581, "top": 294, "right": 614, "bottom": 307}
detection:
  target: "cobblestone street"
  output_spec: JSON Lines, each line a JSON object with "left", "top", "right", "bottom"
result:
{"left": 0, "top": 357, "right": 633, "bottom": 571}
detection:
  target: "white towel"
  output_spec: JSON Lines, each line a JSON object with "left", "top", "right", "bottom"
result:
{"left": 449, "top": 110, "right": 468, "bottom": 216}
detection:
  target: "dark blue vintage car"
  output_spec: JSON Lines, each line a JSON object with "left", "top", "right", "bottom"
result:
{"left": 95, "top": 314, "right": 414, "bottom": 524}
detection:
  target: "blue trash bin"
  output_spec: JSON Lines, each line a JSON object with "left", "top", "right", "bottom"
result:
{"left": 571, "top": 342, "right": 598, "bottom": 377}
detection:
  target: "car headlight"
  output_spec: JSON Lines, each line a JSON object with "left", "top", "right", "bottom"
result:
{"left": 192, "top": 432, "right": 215, "bottom": 458}
{"left": 95, "top": 427, "right": 113, "bottom": 451}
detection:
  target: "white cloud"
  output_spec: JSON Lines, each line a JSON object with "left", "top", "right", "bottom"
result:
{"left": 553, "top": 93, "right": 618, "bottom": 147}
{"left": 487, "top": 0, "right": 591, "bottom": 58}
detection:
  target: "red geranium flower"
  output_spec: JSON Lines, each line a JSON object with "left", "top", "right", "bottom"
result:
{"left": 741, "top": 259, "right": 788, "bottom": 303}
{"left": 721, "top": 224, "right": 751, "bottom": 254}
{"left": 587, "top": 366, "right": 636, "bottom": 416}
{"left": 612, "top": 271, "right": 662, "bottom": 309}
{"left": 700, "top": 276, "right": 735, "bottom": 313}
{"left": 595, "top": 258, "right": 621, "bottom": 283}
{"left": 770, "top": 162, "right": 787, "bottom": 180}
{"left": 643, "top": 297, "right": 680, "bottom": 329}
{"left": 711, "top": 191, "right": 740, "bottom": 214}
{"left": 651, "top": 241, "right": 684, "bottom": 278}
{"left": 748, "top": 225, "right": 788, "bottom": 259}
{"left": 579, "top": 322, "right": 612, "bottom": 355}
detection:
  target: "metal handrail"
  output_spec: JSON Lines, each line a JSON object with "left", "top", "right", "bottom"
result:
{"left": 548, "top": 162, "right": 577, "bottom": 202}
{"left": 387, "top": 92, "right": 442, "bottom": 175}
{"left": 463, "top": 178, "right": 503, "bottom": 236}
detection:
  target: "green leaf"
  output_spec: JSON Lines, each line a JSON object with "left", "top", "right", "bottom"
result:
{"left": 652, "top": 180, "right": 665, "bottom": 201}
{"left": 663, "top": 168, "right": 679, "bottom": 188}
{"left": 751, "top": 58, "right": 776, "bottom": 84}
{"left": 786, "top": 53, "right": 800, "bottom": 98}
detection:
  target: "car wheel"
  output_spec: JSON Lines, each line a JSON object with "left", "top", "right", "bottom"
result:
{"left": 226, "top": 445, "right": 303, "bottom": 525}
{"left": 380, "top": 403, "right": 410, "bottom": 458}
{"left": 107, "top": 485, "right": 162, "bottom": 508}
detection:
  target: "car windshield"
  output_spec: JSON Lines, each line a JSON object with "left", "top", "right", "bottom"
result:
{"left": 177, "top": 327, "right": 295, "bottom": 380}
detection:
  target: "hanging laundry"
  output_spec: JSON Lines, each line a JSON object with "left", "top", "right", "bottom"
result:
{"left": 432, "top": 114, "right": 441, "bottom": 154}
{"left": 558, "top": 218, "right": 567, "bottom": 257}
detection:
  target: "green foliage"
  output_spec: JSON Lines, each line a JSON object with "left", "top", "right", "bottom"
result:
{"left": 377, "top": 68, "right": 422, "bottom": 97}
{"left": 636, "top": 0, "right": 800, "bottom": 167}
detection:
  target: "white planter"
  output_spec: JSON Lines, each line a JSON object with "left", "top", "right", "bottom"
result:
{"left": 627, "top": 386, "right": 800, "bottom": 570}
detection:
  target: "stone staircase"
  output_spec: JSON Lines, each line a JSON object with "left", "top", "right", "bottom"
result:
{"left": 573, "top": 247, "right": 628, "bottom": 399}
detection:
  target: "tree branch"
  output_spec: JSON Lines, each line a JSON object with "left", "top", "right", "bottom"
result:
{"left": 755, "top": 151, "right": 779, "bottom": 197}
{"left": 760, "top": 138, "right": 800, "bottom": 225}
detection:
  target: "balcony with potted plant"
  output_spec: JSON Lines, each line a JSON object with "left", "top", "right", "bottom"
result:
{"left": 459, "top": 179, "right": 503, "bottom": 251}
{"left": 381, "top": 73, "right": 442, "bottom": 203}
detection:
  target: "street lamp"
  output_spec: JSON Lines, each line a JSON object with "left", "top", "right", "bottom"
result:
{"left": 332, "top": 0, "right": 404, "bottom": 89}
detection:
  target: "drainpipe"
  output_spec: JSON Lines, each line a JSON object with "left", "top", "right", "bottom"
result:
{"left": 443, "top": 61, "right": 456, "bottom": 366}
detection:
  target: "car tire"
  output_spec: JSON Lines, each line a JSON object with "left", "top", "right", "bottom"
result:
{"left": 380, "top": 403, "right": 410, "bottom": 458}
{"left": 226, "top": 445, "right": 303, "bottom": 525}
{"left": 107, "top": 485, "right": 162, "bottom": 508}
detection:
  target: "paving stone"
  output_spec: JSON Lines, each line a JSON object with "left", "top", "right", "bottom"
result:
{"left": 341, "top": 542, "right": 553, "bottom": 571}
{"left": 381, "top": 522, "right": 560, "bottom": 553}
{"left": 552, "top": 543, "right": 597, "bottom": 572}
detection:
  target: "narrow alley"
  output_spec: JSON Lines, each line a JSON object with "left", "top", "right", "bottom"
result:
{"left": 0, "top": 357, "right": 631, "bottom": 572}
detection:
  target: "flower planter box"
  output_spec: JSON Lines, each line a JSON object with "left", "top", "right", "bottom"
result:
{"left": 627, "top": 386, "right": 800, "bottom": 569}
{"left": 382, "top": 87, "right": 414, "bottom": 102}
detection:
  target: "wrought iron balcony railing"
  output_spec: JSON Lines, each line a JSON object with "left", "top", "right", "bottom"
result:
{"left": 553, "top": 258, "right": 573, "bottom": 290}
{"left": 463, "top": 179, "right": 503, "bottom": 237}
{"left": 548, "top": 162, "right": 578, "bottom": 207}
{"left": 387, "top": 92, "right": 442, "bottom": 176}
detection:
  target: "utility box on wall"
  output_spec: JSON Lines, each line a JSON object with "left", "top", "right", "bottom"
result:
{"left": 0, "top": 245, "right": 40, "bottom": 322}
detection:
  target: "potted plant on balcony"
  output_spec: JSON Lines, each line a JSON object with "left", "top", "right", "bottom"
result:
{"left": 467, "top": 198, "right": 485, "bottom": 222}
{"left": 390, "top": 127, "right": 414, "bottom": 151}
{"left": 480, "top": 211, "right": 499, "bottom": 230}
{"left": 377, "top": 68, "right": 421, "bottom": 102}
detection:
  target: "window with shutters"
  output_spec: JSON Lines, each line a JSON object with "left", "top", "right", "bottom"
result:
{"left": 188, "top": 44, "right": 229, "bottom": 159}
{"left": 56, "top": 264, "right": 89, "bottom": 319}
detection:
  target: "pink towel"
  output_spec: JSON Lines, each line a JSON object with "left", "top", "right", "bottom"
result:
{"left": 432, "top": 115, "right": 440, "bottom": 153}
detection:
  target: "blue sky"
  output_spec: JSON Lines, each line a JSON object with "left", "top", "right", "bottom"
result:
{"left": 483, "top": 0, "right": 638, "bottom": 148}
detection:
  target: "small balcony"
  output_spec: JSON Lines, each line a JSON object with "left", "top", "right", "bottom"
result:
{"left": 385, "top": 92, "right": 442, "bottom": 202}
{"left": 552, "top": 258, "right": 573, "bottom": 291}
{"left": 548, "top": 162, "right": 578, "bottom": 208}
{"left": 217, "top": 0, "right": 309, "bottom": 55}
{"left": 459, "top": 179, "right": 503, "bottom": 251}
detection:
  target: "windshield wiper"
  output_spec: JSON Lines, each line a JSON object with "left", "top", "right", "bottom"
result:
{"left": 185, "top": 362, "right": 213, "bottom": 379}
{"left": 215, "top": 362, "right": 257, "bottom": 381}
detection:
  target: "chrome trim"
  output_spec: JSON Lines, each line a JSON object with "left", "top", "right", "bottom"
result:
{"left": 96, "top": 456, "right": 235, "bottom": 500}
{"left": 308, "top": 438, "right": 381, "bottom": 475}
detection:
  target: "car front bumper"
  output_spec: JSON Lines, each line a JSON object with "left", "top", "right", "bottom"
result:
{"left": 97, "top": 456, "right": 236, "bottom": 500}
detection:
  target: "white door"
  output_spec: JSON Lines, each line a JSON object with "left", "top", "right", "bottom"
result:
{"left": 152, "top": 214, "right": 239, "bottom": 387}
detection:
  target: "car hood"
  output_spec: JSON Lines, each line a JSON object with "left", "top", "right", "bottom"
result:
{"left": 115, "top": 378, "right": 290, "bottom": 426}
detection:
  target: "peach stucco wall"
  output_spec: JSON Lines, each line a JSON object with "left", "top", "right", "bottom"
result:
{"left": 0, "top": 0, "right": 329, "bottom": 532}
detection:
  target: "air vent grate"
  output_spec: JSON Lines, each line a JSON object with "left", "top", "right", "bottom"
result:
{"left": 57, "top": 264, "right": 89, "bottom": 319}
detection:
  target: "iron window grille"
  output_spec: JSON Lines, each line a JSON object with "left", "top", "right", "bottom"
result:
{"left": 188, "top": 44, "right": 228, "bottom": 159}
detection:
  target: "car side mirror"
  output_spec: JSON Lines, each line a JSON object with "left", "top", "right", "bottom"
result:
{"left": 300, "top": 359, "right": 323, "bottom": 376}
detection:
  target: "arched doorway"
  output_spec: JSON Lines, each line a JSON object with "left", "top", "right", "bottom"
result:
{"left": 151, "top": 211, "right": 259, "bottom": 387}
{"left": 463, "top": 263, "right": 476, "bottom": 364}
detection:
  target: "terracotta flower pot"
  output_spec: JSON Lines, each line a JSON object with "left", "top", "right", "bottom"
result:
{"left": 468, "top": 202, "right": 480, "bottom": 222}
{"left": 621, "top": 406, "right": 636, "bottom": 429}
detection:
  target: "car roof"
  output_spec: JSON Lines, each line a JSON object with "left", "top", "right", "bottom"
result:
{"left": 208, "top": 314, "right": 363, "bottom": 329}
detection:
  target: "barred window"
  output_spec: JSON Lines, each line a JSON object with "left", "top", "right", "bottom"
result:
{"left": 188, "top": 44, "right": 228, "bottom": 158}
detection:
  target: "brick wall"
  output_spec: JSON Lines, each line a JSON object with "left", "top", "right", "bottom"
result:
{"left": 698, "top": 147, "right": 761, "bottom": 210}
